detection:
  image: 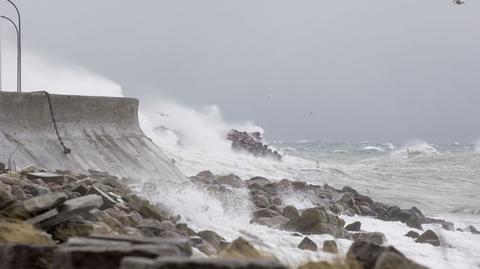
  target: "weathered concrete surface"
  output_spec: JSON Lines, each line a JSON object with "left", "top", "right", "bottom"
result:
{"left": 0, "top": 92, "right": 185, "bottom": 180}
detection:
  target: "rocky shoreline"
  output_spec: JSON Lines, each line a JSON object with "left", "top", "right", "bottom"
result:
{"left": 0, "top": 165, "right": 478, "bottom": 269}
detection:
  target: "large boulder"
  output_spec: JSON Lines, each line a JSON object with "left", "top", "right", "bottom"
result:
{"left": 351, "top": 232, "right": 386, "bottom": 245}
{"left": 345, "top": 221, "right": 361, "bottom": 232}
{"left": 197, "top": 230, "right": 228, "bottom": 252}
{"left": 219, "top": 237, "right": 266, "bottom": 259}
{"left": 0, "top": 243, "right": 57, "bottom": 269}
{"left": 282, "top": 205, "right": 300, "bottom": 219}
{"left": 322, "top": 240, "right": 338, "bottom": 254}
{"left": 415, "top": 230, "right": 440, "bottom": 246}
{"left": 283, "top": 207, "right": 346, "bottom": 237}
{"left": 121, "top": 257, "right": 287, "bottom": 269}
{"left": 298, "top": 237, "right": 317, "bottom": 251}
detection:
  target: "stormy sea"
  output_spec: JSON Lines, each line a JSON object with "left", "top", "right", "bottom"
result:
{"left": 139, "top": 105, "right": 480, "bottom": 269}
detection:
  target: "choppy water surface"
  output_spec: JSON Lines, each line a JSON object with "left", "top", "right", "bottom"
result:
{"left": 150, "top": 134, "right": 480, "bottom": 269}
{"left": 273, "top": 141, "right": 480, "bottom": 225}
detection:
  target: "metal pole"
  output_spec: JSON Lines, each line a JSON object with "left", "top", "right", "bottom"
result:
{"left": 0, "top": 20, "right": 2, "bottom": 91}
{"left": 7, "top": 0, "right": 20, "bottom": 93}
{"left": 0, "top": 16, "right": 19, "bottom": 92}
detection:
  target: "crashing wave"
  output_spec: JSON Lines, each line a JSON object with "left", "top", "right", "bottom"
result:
{"left": 391, "top": 140, "right": 440, "bottom": 158}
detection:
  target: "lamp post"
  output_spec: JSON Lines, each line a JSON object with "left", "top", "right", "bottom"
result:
{"left": 6, "top": 0, "right": 21, "bottom": 93}
{"left": 0, "top": 15, "right": 19, "bottom": 92}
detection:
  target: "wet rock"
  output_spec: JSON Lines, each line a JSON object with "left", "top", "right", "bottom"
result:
{"left": 253, "top": 208, "right": 280, "bottom": 219}
{"left": 345, "top": 221, "right": 361, "bottom": 231}
{"left": 197, "top": 230, "right": 228, "bottom": 251}
{"left": 52, "top": 244, "right": 186, "bottom": 269}
{"left": 219, "top": 237, "right": 266, "bottom": 259}
{"left": 216, "top": 174, "right": 245, "bottom": 188}
{"left": 124, "top": 194, "right": 168, "bottom": 222}
{"left": 322, "top": 240, "right": 338, "bottom": 254}
{"left": 374, "top": 250, "right": 429, "bottom": 269}
{"left": 176, "top": 223, "right": 196, "bottom": 237}
{"left": 227, "top": 130, "right": 282, "bottom": 161}
{"left": 88, "top": 186, "right": 116, "bottom": 210}
{"left": 405, "top": 231, "right": 420, "bottom": 239}
{"left": 196, "top": 170, "right": 215, "bottom": 179}
{"left": 246, "top": 176, "right": 270, "bottom": 186}
{"left": 463, "top": 225, "right": 480, "bottom": 234}
{"left": 195, "top": 242, "right": 217, "bottom": 256}
{"left": 23, "top": 192, "right": 67, "bottom": 215}
{"left": 342, "top": 186, "right": 360, "bottom": 196}
{"left": 283, "top": 207, "right": 346, "bottom": 237}
{"left": 282, "top": 205, "right": 300, "bottom": 219}
{"left": 27, "top": 172, "right": 64, "bottom": 185}
{"left": 351, "top": 232, "right": 386, "bottom": 245}
{"left": 0, "top": 182, "right": 13, "bottom": 205}
{"left": 332, "top": 192, "right": 355, "bottom": 206}
{"left": 252, "top": 193, "right": 270, "bottom": 208}
{"left": 415, "top": 230, "right": 440, "bottom": 246}
{"left": 122, "top": 257, "right": 287, "bottom": 269}
{"left": 51, "top": 221, "right": 94, "bottom": 242}
{"left": 347, "top": 241, "right": 397, "bottom": 269}
{"left": 39, "top": 195, "right": 104, "bottom": 229}
{"left": 0, "top": 243, "right": 56, "bottom": 269}
{"left": 298, "top": 237, "right": 317, "bottom": 251}
{"left": 253, "top": 216, "right": 289, "bottom": 228}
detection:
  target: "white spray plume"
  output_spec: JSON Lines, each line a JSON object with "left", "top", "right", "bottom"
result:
{"left": 1, "top": 42, "right": 123, "bottom": 96}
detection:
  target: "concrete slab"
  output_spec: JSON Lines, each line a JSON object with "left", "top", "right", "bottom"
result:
{"left": 0, "top": 92, "right": 186, "bottom": 181}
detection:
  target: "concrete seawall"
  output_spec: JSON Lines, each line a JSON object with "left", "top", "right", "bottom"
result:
{"left": 0, "top": 91, "right": 185, "bottom": 181}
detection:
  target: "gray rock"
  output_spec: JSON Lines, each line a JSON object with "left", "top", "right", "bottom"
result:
{"left": 196, "top": 170, "right": 215, "bottom": 179}
{"left": 253, "top": 208, "right": 280, "bottom": 219}
{"left": 283, "top": 207, "right": 346, "bottom": 237}
{"left": 351, "top": 232, "right": 386, "bottom": 245}
{"left": 246, "top": 176, "right": 270, "bottom": 186}
{"left": 124, "top": 257, "right": 287, "bottom": 269}
{"left": 39, "top": 195, "right": 103, "bottom": 229}
{"left": 88, "top": 186, "right": 116, "bottom": 210}
{"left": 345, "top": 221, "right": 361, "bottom": 231}
{"left": 52, "top": 244, "right": 186, "bottom": 269}
{"left": 197, "top": 230, "right": 228, "bottom": 251}
{"left": 120, "top": 257, "right": 155, "bottom": 269}
{"left": 464, "top": 225, "right": 480, "bottom": 234}
{"left": 405, "top": 231, "right": 420, "bottom": 239}
{"left": 0, "top": 243, "right": 56, "bottom": 269}
{"left": 282, "top": 205, "right": 300, "bottom": 219}
{"left": 27, "top": 172, "right": 64, "bottom": 185}
{"left": 298, "top": 237, "right": 317, "bottom": 251}
{"left": 332, "top": 192, "right": 355, "bottom": 206}
{"left": 252, "top": 193, "right": 270, "bottom": 208}
{"left": 415, "top": 230, "right": 440, "bottom": 246}
{"left": 195, "top": 242, "right": 217, "bottom": 256}
{"left": 374, "top": 250, "right": 429, "bottom": 269}
{"left": 322, "top": 240, "right": 338, "bottom": 254}
{"left": 253, "top": 216, "right": 289, "bottom": 228}
{"left": 347, "top": 241, "right": 410, "bottom": 269}
{"left": 22, "top": 192, "right": 67, "bottom": 215}
{"left": 216, "top": 174, "right": 245, "bottom": 188}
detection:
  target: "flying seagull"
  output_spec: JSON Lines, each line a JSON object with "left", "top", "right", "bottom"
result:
{"left": 156, "top": 112, "right": 169, "bottom": 117}
{"left": 453, "top": 0, "right": 464, "bottom": 5}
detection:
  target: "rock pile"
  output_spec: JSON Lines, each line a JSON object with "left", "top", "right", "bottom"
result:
{"left": 227, "top": 130, "right": 282, "bottom": 161}
{"left": 0, "top": 166, "right": 472, "bottom": 269}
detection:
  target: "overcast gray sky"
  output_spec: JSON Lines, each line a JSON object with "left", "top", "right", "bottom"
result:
{"left": 3, "top": 0, "right": 480, "bottom": 143}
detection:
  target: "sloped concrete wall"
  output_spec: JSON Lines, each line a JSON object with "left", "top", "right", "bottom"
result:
{"left": 0, "top": 92, "right": 185, "bottom": 181}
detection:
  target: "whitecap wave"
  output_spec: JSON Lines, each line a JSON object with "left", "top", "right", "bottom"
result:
{"left": 391, "top": 140, "right": 440, "bottom": 158}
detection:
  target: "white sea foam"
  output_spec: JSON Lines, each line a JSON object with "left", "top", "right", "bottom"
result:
{"left": 391, "top": 140, "right": 440, "bottom": 158}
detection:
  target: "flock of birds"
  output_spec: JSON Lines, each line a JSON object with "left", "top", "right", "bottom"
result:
{"left": 156, "top": 0, "right": 465, "bottom": 119}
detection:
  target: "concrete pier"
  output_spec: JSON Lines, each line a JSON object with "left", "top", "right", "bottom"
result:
{"left": 0, "top": 92, "right": 185, "bottom": 181}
